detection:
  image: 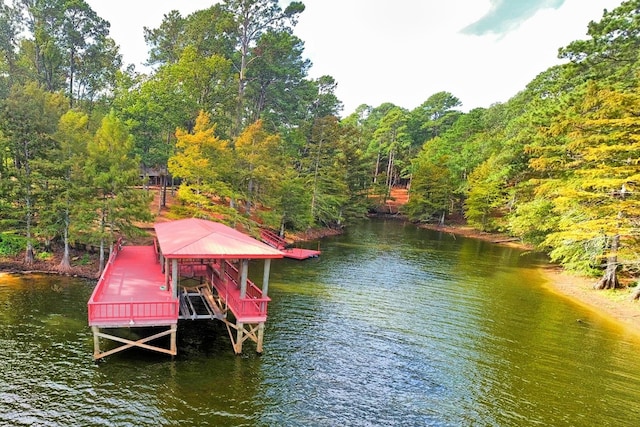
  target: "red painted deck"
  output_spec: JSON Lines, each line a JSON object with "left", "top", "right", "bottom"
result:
{"left": 282, "top": 248, "right": 321, "bottom": 260}
{"left": 260, "top": 228, "right": 321, "bottom": 260}
{"left": 88, "top": 245, "right": 178, "bottom": 327}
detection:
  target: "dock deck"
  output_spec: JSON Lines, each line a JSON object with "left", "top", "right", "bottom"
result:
{"left": 260, "top": 229, "right": 321, "bottom": 260}
{"left": 88, "top": 218, "right": 285, "bottom": 359}
{"left": 281, "top": 247, "right": 321, "bottom": 259}
{"left": 88, "top": 245, "right": 178, "bottom": 328}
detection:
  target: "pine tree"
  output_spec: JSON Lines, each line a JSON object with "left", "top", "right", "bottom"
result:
{"left": 84, "top": 112, "right": 151, "bottom": 273}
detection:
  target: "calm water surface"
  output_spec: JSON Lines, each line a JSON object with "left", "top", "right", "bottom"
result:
{"left": 1, "top": 219, "right": 640, "bottom": 426}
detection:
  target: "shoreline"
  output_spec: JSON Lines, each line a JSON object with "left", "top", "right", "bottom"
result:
{"left": 3, "top": 219, "right": 640, "bottom": 339}
{"left": 0, "top": 259, "right": 99, "bottom": 280}
{"left": 419, "top": 222, "right": 640, "bottom": 339}
{"left": 539, "top": 266, "right": 640, "bottom": 341}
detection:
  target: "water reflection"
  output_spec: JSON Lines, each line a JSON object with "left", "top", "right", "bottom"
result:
{"left": 2, "top": 220, "right": 640, "bottom": 426}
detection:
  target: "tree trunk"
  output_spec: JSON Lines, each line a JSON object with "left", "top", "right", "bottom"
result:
{"left": 24, "top": 209, "right": 34, "bottom": 264}
{"left": 385, "top": 149, "right": 394, "bottom": 203}
{"left": 594, "top": 234, "right": 620, "bottom": 290}
{"left": 162, "top": 175, "right": 167, "bottom": 207}
{"left": 24, "top": 140, "right": 34, "bottom": 265}
{"left": 58, "top": 225, "right": 71, "bottom": 272}
{"left": 246, "top": 177, "right": 253, "bottom": 214}
{"left": 373, "top": 150, "right": 380, "bottom": 184}
{"left": 98, "top": 238, "right": 105, "bottom": 276}
{"left": 24, "top": 241, "right": 34, "bottom": 264}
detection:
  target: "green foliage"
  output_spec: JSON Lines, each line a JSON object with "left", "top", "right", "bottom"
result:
{"left": 370, "top": 107, "right": 411, "bottom": 201}
{"left": 83, "top": 111, "right": 152, "bottom": 246}
{"left": 464, "top": 155, "right": 510, "bottom": 232}
{"left": 525, "top": 82, "right": 640, "bottom": 278}
{"left": 545, "top": 237, "right": 606, "bottom": 277}
{"left": 0, "top": 233, "right": 25, "bottom": 256}
{"left": 77, "top": 253, "right": 92, "bottom": 266}
{"left": 408, "top": 91, "right": 462, "bottom": 144}
{"left": 0, "top": 82, "right": 68, "bottom": 262}
{"left": 559, "top": 0, "right": 640, "bottom": 87}
{"left": 17, "top": 0, "right": 120, "bottom": 107}
{"left": 36, "top": 251, "right": 53, "bottom": 261}
{"left": 169, "top": 110, "right": 235, "bottom": 208}
{"left": 508, "top": 197, "right": 558, "bottom": 247}
{"left": 267, "top": 173, "right": 313, "bottom": 231}
{"left": 404, "top": 140, "right": 454, "bottom": 222}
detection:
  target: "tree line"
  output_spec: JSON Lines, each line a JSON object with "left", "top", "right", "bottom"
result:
{"left": 0, "top": 0, "right": 638, "bottom": 288}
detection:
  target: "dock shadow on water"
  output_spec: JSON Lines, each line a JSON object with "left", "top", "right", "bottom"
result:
{"left": 2, "top": 219, "right": 640, "bottom": 426}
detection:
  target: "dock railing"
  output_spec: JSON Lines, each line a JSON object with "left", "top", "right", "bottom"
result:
{"left": 208, "top": 261, "right": 270, "bottom": 322}
{"left": 260, "top": 228, "right": 287, "bottom": 250}
{"left": 87, "top": 238, "right": 122, "bottom": 305}
{"left": 88, "top": 300, "right": 179, "bottom": 326}
{"left": 88, "top": 239, "right": 178, "bottom": 326}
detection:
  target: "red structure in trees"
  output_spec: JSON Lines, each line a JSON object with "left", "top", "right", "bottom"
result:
{"left": 88, "top": 219, "right": 283, "bottom": 360}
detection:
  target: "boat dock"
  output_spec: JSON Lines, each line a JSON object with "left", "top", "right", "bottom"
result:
{"left": 260, "top": 228, "right": 321, "bottom": 260}
{"left": 88, "top": 218, "right": 283, "bottom": 360}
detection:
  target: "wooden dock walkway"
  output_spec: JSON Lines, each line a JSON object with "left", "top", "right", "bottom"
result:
{"left": 88, "top": 219, "right": 284, "bottom": 360}
{"left": 260, "top": 229, "right": 321, "bottom": 260}
{"left": 87, "top": 245, "right": 178, "bottom": 328}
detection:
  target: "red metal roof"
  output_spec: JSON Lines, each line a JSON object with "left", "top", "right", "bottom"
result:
{"left": 154, "top": 218, "right": 284, "bottom": 259}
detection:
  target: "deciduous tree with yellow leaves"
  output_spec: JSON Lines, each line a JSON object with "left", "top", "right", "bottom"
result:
{"left": 528, "top": 83, "right": 640, "bottom": 289}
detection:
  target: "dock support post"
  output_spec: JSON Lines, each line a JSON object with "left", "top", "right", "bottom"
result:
{"left": 240, "top": 259, "right": 248, "bottom": 298}
{"left": 235, "top": 321, "right": 244, "bottom": 354}
{"left": 257, "top": 322, "right": 265, "bottom": 353}
{"left": 170, "top": 323, "right": 177, "bottom": 356}
{"left": 172, "top": 258, "right": 178, "bottom": 298}
{"left": 262, "top": 259, "right": 271, "bottom": 297}
{"left": 92, "top": 326, "right": 101, "bottom": 358}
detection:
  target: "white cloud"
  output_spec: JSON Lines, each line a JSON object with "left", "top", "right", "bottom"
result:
{"left": 294, "top": 0, "right": 623, "bottom": 113}
{"left": 88, "top": 0, "right": 215, "bottom": 68}
{"left": 87, "top": 0, "right": 625, "bottom": 115}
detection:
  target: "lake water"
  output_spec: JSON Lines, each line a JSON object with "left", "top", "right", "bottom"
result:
{"left": 1, "top": 219, "right": 640, "bottom": 426}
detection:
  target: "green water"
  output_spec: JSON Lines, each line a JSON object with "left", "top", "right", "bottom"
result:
{"left": 1, "top": 219, "right": 640, "bottom": 426}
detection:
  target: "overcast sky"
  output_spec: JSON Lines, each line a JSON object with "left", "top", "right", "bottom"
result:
{"left": 87, "top": 0, "right": 625, "bottom": 115}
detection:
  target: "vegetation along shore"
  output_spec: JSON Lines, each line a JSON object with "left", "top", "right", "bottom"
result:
{"left": 0, "top": 3, "right": 639, "bottom": 337}
{"left": 419, "top": 221, "right": 640, "bottom": 341}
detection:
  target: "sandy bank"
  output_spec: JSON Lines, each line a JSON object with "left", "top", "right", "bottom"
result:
{"left": 540, "top": 266, "right": 640, "bottom": 340}
{"left": 419, "top": 222, "right": 640, "bottom": 339}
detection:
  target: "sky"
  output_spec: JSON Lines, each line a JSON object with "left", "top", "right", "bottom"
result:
{"left": 87, "top": 0, "right": 625, "bottom": 115}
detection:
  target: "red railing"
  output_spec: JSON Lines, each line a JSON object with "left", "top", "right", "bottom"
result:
{"left": 208, "top": 261, "right": 270, "bottom": 322}
{"left": 180, "top": 263, "right": 208, "bottom": 277}
{"left": 88, "top": 300, "right": 179, "bottom": 326}
{"left": 87, "top": 239, "right": 121, "bottom": 304}
{"left": 88, "top": 240, "right": 178, "bottom": 326}
{"left": 260, "top": 228, "right": 287, "bottom": 250}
